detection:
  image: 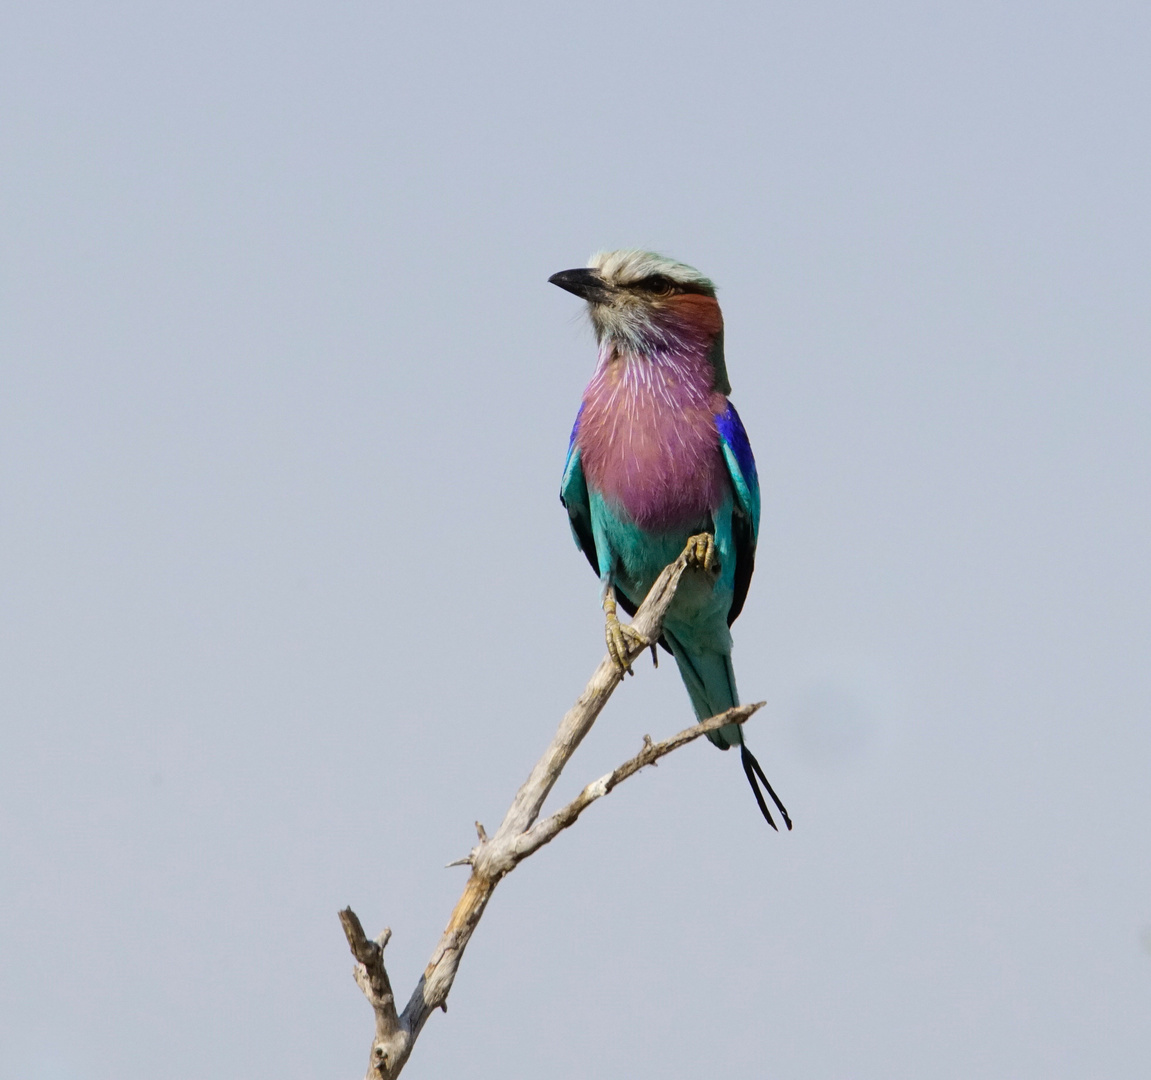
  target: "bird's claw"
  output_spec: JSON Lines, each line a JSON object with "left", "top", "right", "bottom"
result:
{"left": 685, "top": 532, "right": 720, "bottom": 575}
{"left": 605, "top": 610, "right": 647, "bottom": 676}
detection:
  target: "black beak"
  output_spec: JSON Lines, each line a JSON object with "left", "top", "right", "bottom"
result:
{"left": 548, "top": 267, "right": 611, "bottom": 302}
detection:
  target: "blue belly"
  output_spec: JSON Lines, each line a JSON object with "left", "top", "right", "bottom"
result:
{"left": 588, "top": 487, "right": 736, "bottom": 650}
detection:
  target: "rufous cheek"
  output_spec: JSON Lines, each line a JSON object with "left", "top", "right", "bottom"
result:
{"left": 667, "top": 293, "right": 723, "bottom": 337}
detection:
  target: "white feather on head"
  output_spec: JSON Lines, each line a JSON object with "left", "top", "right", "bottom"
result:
{"left": 588, "top": 250, "right": 716, "bottom": 295}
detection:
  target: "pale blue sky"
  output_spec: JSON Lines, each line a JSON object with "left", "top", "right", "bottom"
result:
{"left": 2, "top": 3, "right": 1150, "bottom": 1077}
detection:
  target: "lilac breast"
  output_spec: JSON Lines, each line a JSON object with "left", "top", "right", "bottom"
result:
{"left": 577, "top": 349, "right": 728, "bottom": 533}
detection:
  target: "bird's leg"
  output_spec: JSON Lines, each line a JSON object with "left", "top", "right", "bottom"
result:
{"left": 603, "top": 588, "right": 647, "bottom": 676}
{"left": 685, "top": 532, "right": 721, "bottom": 575}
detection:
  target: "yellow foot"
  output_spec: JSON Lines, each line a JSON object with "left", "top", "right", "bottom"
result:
{"left": 685, "top": 532, "right": 720, "bottom": 575}
{"left": 605, "top": 611, "right": 647, "bottom": 675}
{"left": 603, "top": 589, "right": 648, "bottom": 675}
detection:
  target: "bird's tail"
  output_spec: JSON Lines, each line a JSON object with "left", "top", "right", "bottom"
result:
{"left": 664, "top": 632, "right": 742, "bottom": 746}
{"left": 739, "top": 742, "right": 792, "bottom": 832}
{"left": 665, "top": 631, "right": 792, "bottom": 830}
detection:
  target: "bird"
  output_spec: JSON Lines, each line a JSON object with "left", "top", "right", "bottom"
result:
{"left": 551, "top": 249, "right": 791, "bottom": 830}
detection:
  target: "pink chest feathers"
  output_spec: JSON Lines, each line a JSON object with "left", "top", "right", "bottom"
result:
{"left": 577, "top": 355, "right": 729, "bottom": 533}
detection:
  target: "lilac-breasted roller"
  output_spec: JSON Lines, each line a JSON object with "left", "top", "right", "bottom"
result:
{"left": 551, "top": 250, "right": 791, "bottom": 829}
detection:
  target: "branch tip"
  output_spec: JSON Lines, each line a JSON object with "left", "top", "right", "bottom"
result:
{"left": 339, "top": 907, "right": 372, "bottom": 957}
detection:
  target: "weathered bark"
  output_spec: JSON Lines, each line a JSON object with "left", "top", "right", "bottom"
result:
{"left": 340, "top": 538, "right": 764, "bottom": 1078}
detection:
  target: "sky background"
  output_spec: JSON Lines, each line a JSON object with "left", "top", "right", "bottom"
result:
{"left": 2, "top": 2, "right": 1150, "bottom": 1077}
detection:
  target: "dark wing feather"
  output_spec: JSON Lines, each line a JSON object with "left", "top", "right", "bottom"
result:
{"left": 727, "top": 509, "right": 756, "bottom": 625}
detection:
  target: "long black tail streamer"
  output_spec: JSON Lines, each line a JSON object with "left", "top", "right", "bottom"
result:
{"left": 740, "top": 743, "right": 793, "bottom": 831}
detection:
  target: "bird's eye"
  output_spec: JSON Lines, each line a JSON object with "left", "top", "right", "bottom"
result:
{"left": 637, "top": 275, "right": 675, "bottom": 295}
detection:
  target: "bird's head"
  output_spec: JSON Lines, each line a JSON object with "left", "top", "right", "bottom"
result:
{"left": 549, "top": 250, "right": 730, "bottom": 392}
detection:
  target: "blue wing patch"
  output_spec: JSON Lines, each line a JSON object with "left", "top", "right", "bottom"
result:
{"left": 716, "top": 401, "right": 760, "bottom": 535}
{"left": 560, "top": 404, "right": 599, "bottom": 575}
{"left": 560, "top": 403, "right": 583, "bottom": 496}
{"left": 715, "top": 400, "right": 760, "bottom": 625}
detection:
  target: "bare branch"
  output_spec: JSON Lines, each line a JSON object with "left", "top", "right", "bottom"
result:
{"left": 338, "top": 910, "right": 407, "bottom": 1075}
{"left": 511, "top": 702, "right": 764, "bottom": 861}
{"left": 341, "top": 537, "right": 752, "bottom": 1079}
